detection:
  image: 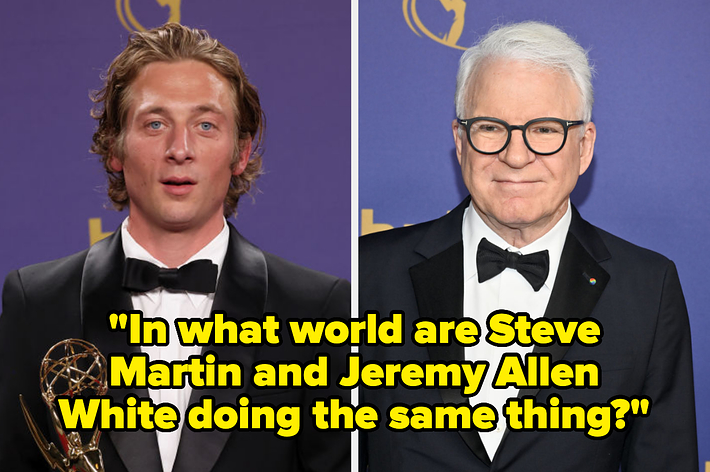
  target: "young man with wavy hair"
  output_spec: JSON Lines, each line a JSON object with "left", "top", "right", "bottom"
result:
{"left": 0, "top": 23, "right": 349, "bottom": 472}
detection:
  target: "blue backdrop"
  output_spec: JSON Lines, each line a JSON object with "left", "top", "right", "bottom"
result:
{"left": 359, "top": 0, "right": 709, "bottom": 468}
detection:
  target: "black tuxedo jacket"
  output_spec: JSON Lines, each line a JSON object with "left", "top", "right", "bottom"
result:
{"left": 0, "top": 224, "right": 350, "bottom": 472}
{"left": 360, "top": 198, "right": 697, "bottom": 471}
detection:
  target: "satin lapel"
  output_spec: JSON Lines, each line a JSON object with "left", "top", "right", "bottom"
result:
{"left": 81, "top": 231, "right": 163, "bottom": 472}
{"left": 173, "top": 224, "right": 268, "bottom": 472}
{"left": 411, "top": 241, "right": 465, "bottom": 365}
{"left": 517, "top": 207, "right": 611, "bottom": 399}
{"left": 408, "top": 198, "right": 491, "bottom": 467}
{"left": 410, "top": 242, "right": 465, "bottom": 366}
{"left": 492, "top": 207, "right": 612, "bottom": 462}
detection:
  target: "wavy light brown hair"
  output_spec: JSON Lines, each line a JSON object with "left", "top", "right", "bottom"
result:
{"left": 91, "top": 23, "right": 264, "bottom": 216}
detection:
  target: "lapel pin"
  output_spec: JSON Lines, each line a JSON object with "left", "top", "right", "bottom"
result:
{"left": 583, "top": 272, "right": 597, "bottom": 286}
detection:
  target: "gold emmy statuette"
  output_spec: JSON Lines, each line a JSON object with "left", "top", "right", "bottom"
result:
{"left": 19, "top": 339, "right": 108, "bottom": 472}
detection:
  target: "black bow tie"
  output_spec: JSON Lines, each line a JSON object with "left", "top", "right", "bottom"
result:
{"left": 476, "top": 238, "right": 549, "bottom": 292}
{"left": 122, "top": 258, "right": 218, "bottom": 294}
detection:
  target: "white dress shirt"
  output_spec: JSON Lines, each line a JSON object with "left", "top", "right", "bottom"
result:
{"left": 462, "top": 202, "right": 571, "bottom": 459}
{"left": 121, "top": 218, "right": 229, "bottom": 472}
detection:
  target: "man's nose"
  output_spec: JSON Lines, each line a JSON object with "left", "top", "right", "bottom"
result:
{"left": 166, "top": 125, "right": 194, "bottom": 163}
{"left": 498, "top": 129, "right": 535, "bottom": 168}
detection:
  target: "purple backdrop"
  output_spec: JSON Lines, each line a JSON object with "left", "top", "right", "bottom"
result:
{"left": 359, "top": 0, "right": 709, "bottom": 468}
{"left": 0, "top": 0, "right": 350, "bottom": 282}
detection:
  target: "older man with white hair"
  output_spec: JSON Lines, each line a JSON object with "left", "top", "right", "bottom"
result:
{"left": 360, "top": 21, "right": 697, "bottom": 471}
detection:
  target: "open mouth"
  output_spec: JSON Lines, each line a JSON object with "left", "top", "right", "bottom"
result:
{"left": 161, "top": 178, "right": 196, "bottom": 195}
{"left": 162, "top": 178, "right": 195, "bottom": 186}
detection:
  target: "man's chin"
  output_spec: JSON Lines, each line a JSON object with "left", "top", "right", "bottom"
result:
{"left": 149, "top": 209, "right": 202, "bottom": 232}
{"left": 486, "top": 206, "right": 548, "bottom": 232}
{"left": 477, "top": 199, "right": 534, "bottom": 223}
{"left": 154, "top": 207, "right": 225, "bottom": 235}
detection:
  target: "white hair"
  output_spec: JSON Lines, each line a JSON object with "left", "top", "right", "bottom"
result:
{"left": 455, "top": 21, "right": 595, "bottom": 122}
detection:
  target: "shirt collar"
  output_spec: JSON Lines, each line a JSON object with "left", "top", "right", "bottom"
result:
{"left": 121, "top": 218, "right": 230, "bottom": 304}
{"left": 462, "top": 201, "right": 571, "bottom": 289}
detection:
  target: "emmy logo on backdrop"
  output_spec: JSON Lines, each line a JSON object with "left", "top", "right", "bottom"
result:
{"left": 116, "top": 0, "right": 182, "bottom": 32}
{"left": 403, "top": 0, "right": 467, "bottom": 50}
{"left": 19, "top": 339, "right": 108, "bottom": 472}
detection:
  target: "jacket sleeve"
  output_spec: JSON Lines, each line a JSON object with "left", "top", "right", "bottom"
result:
{"left": 621, "top": 261, "right": 698, "bottom": 472}
{"left": 0, "top": 271, "right": 53, "bottom": 471}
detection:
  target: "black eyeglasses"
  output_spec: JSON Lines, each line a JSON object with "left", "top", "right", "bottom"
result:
{"left": 457, "top": 117, "right": 585, "bottom": 156}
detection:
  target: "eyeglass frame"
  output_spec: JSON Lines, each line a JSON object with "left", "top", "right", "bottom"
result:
{"left": 457, "top": 116, "right": 586, "bottom": 156}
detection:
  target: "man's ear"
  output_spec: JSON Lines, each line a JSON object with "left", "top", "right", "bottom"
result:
{"left": 578, "top": 121, "right": 596, "bottom": 176}
{"left": 232, "top": 138, "right": 252, "bottom": 176}
{"left": 452, "top": 120, "right": 464, "bottom": 165}
{"left": 109, "top": 154, "right": 123, "bottom": 172}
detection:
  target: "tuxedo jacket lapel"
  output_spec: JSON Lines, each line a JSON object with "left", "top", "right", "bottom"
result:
{"left": 494, "top": 206, "right": 612, "bottom": 460}
{"left": 172, "top": 225, "right": 268, "bottom": 472}
{"left": 517, "top": 207, "right": 611, "bottom": 399}
{"left": 408, "top": 198, "right": 492, "bottom": 466}
{"left": 81, "top": 231, "right": 163, "bottom": 472}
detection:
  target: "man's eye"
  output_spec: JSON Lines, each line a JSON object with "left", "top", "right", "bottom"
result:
{"left": 149, "top": 121, "right": 162, "bottom": 130}
{"left": 474, "top": 124, "right": 501, "bottom": 133}
{"left": 531, "top": 124, "right": 562, "bottom": 134}
{"left": 200, "top": 122, "right": 214, "bottom": 131}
